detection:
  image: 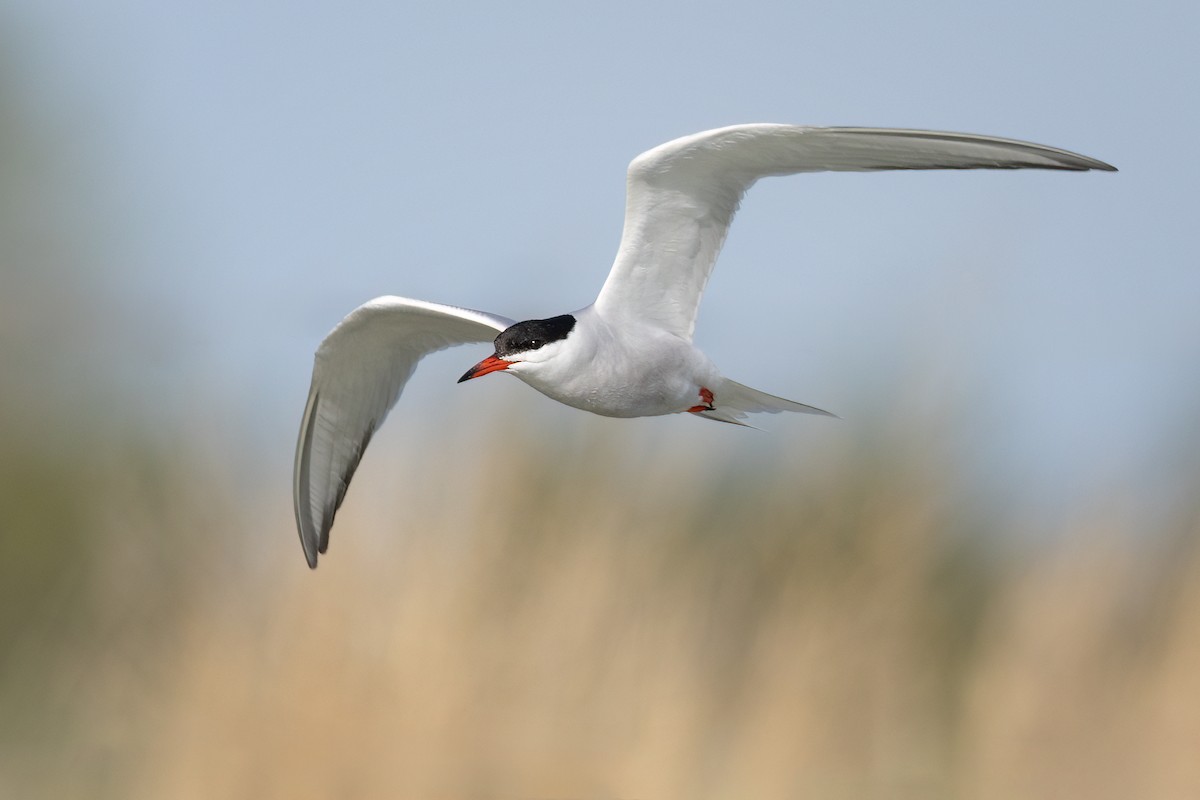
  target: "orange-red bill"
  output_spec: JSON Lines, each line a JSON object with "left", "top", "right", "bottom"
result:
{"left": 457, "top": 354, "right": 512, "bottom": 383}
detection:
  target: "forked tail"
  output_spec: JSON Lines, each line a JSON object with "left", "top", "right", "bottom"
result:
{"left": 697, "top": 378, "right": 837, "bottom": 427}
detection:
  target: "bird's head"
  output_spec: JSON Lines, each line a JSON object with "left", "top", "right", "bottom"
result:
{"left": 458, "top": 314, "right": 577, "bottom": 383}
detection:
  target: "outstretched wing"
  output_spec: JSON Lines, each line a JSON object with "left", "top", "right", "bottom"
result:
{"left": 594, "top": 124, "right": 1116, "bottom": 340}
{"left": 293, "top": 296, "right": 514, "bottom": 568}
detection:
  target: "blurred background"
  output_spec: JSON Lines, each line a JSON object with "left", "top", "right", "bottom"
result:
{"left": 1, "top": 1, "right": 1197, "bottom": 798}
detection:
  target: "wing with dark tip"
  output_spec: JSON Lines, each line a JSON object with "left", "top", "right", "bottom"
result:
{"left": 293, "top": 296, "right": 514, "bottom": 568}
{"left": 594, "top": 124, "right": 1116, "bottom": 340}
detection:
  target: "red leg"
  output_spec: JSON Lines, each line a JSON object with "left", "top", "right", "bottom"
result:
{"left": 687, "top": 386, "right": 715, "bottom": 414}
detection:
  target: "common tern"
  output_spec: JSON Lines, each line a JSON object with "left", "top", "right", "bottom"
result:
{"left": 294, "top": 123, "right": 1114, "bottom": 567}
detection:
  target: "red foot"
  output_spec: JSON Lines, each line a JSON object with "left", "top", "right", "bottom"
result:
{"left": 687, "top": 386, "right": 715, "bottom": 414}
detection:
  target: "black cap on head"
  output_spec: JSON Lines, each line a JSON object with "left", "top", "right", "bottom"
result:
{"left": 494, "top": 314, "right": 576, "bottom": 357}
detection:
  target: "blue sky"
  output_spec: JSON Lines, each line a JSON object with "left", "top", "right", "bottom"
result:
{"left": 4, "top": 0, "right": 1197, "bottom": 514}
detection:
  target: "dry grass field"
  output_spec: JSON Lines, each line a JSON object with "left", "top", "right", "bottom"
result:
{"left": 2, "top": 408, "right": 1197, "bottom": 800}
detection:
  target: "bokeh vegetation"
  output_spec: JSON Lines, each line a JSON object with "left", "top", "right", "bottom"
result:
{"left": 1, "top": 409, "right": 1199, "bottom": 799}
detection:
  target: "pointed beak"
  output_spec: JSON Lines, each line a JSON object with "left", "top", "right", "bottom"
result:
{"left": 458, "top": 354, "right": 512, "bottom": 383}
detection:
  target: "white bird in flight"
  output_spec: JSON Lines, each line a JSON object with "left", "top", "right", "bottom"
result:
{"left": 294, "top": 123, "right": 1114, "bottom": 567}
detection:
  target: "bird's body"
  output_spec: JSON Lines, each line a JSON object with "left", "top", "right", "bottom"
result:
{"left": 294, "top": 123, "right": 1115, "bottom": 567}
{"left": 493, "top": 307, "right": 716, "bottom": 418}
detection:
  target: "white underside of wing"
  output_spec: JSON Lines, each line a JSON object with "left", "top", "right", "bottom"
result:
{"left": 293, "top": 296, "right": 514, "bottom": 567}
{"left": 593, "top": 124, "right": 1116, "bottom": 340}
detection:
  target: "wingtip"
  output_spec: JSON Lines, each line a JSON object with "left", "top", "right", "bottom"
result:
{"left": 1079, "top": 153, "right": 1117, "bottom": 172}
{"left": 298, "top": 520, "right": 321, "bottom": 569}
{"left": 295, "top": 387, "right": 324, "bottom": 570}
{"left": 1080, "top": 157, "right": 1118, "bottom": 173}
